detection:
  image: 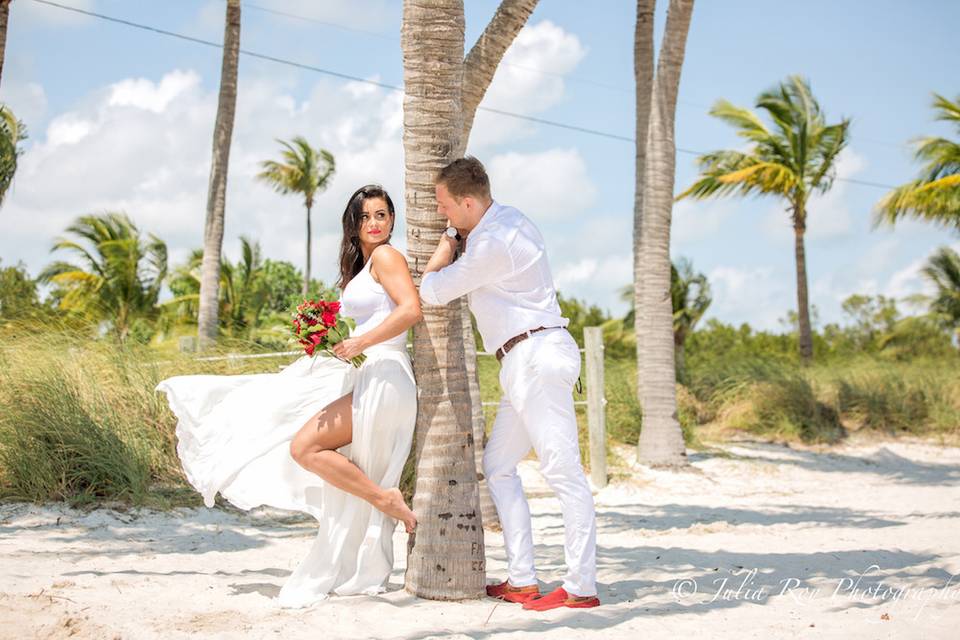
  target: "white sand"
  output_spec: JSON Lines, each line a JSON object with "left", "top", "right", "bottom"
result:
{"left": 2, "top": 433, "right": 960, "bottom": 639}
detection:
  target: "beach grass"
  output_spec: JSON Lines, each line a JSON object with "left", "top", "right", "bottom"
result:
{"left": 1, "top": 326, "right": 957, "bottom": 507}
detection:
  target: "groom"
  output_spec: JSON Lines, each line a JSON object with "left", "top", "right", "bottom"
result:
{"left": 419, "top": 157, "right": 599, "bottom": 610}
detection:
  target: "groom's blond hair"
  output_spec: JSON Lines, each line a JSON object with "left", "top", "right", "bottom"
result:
{"left": 435, "top": 156, "right": 491, "bottom": 202}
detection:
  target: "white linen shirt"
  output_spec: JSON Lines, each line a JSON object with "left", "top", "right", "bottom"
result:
{"left": 419, "top": 200, "right": 569, "bottom": 353}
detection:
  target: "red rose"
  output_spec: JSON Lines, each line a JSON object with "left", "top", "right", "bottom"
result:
{"left": 321, "top": 311, "right": 337, "bottom": 327}
{"left": 309, "top": 332, "right": 324, "bottom": 345}
{"left": 306, "top": 317, "right": 318, "bottom": 326}
{"left": 304, "top": 342, "right": 315, "bottom": 356}
{"left": 327, "top": 301, "right": 341, "bottom": 314}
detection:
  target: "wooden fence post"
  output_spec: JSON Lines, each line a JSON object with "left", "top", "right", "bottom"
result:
{"left": 583, "top": 326, "right": 607, "bottom": 489}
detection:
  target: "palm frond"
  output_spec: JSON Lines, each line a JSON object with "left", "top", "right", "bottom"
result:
{"left": 932, "top": 93, "right": 960, "bottom": 128}
{"left": 679, "top": 75, "right": 846, "bottom": 221}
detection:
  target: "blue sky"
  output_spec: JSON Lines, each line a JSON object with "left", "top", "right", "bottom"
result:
{"left": 2, "top": 0, "right": 958, "bottom": 330}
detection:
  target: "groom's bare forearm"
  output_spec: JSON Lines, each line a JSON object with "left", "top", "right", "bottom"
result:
{"left": 423, "top": 235, "right": 458, "bottom": 275}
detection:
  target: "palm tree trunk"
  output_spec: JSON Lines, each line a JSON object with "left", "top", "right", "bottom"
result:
{"left": 462, "top": 308, "right": 498, "bottom": 529}
{"left": 632, "top": 0, "right": 656, "bottom": 440}
{"left": 402, "top": 0, "right": 537, "bottom": 599}
{"left": 304, "top": 201, "right": 312, "bottom": 296}
{"left": 793, "top": 205, "right": 813, "bottom": 362}
{"left": 459, "top": 0, "right": 540, "bottom": 147}
{"left": 402, "top": 0, "right": 484, "bottom": 601}
{"left": 675, "top": 335, "right": 686, "bottom": 381}
{"left": 0, "top": 1, "right": 11, "bottom": 87}
{"left": 636, "top": 0, "right": 694, "bottom": 467}
{"left": 197, "top": 0, "right": 240, "bottom": 350}
{"left": 402, "top": 0, "right": 538, "bottom": 597}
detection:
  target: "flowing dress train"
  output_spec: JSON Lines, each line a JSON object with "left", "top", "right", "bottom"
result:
{"left": 157, "top": 254, "right": 416, "bottom": 608}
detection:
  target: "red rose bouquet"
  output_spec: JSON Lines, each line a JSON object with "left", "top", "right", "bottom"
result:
{"left": 291, "top": 299, "right": 366, "bottom": 367}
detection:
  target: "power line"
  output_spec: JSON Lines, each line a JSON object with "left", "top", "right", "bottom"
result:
{"left": 241, "top": 0, "right": 634, "bottom": 95}
{"left": 243, "top": 0, "right": 913, "bottom": 153}
{"left": 242, "top": 2, "right": 396, "bottom": 40}
{"left": 28, "top": 0, "right": 901, "bottom": 191}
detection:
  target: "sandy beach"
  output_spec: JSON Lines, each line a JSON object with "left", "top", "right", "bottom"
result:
{"left": 2, "top": 433, "right": 959, "bottom": 639}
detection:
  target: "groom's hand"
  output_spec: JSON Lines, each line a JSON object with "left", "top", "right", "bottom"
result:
{"left": 423, "top": 228, "right": 461, "bottom": 275}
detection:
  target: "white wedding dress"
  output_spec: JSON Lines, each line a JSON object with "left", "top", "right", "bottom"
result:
{"left": 156, "top": 255, "right": 417, "bottom": 608}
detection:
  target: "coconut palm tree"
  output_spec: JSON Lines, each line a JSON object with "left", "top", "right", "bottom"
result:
{"left": 0, "top": 0, "right": 12, "bottom": 86}
{"left": 0, "top": 104, "right": 25, "bottom": 205}
{"left": 676, "top": 75, "right": 849, "bottom": 365}
{"left": 922, "top": 245, "right": 960, "bottom": 341}
{"left": 165, "top": 236, "right": 270, "bottom": 336}
{"left": 633, "top": 0, "right": 696, "bottom": 467}
{"left": 197, "top": 0, "right": 241, "bottom": 350}
{"left": 670, "top": 258, "right": 711, "bottom": 377}
{"left": 401, "top": 0, "right": 538, "bottom": 600}
{"left": 39, "top": 212, "right": 167, "bottom": 341}
{"left": 257, "top": 137, "right": 335, "bottom": 296}
{"left": 874, "top": 93, "right": 960, "bottom": 233}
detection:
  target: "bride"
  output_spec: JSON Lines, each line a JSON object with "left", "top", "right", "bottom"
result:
{"left": 157, "top": 184, "right": 421, "bottom": 608}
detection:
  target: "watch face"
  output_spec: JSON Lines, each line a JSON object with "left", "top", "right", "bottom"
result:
{"left": 446, "top": 227, "right": 458, "bottom": 238}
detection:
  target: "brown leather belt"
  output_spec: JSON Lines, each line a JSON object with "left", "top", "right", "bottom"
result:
{"left": 495, "top": 326, "right": 563, "bottom": 362}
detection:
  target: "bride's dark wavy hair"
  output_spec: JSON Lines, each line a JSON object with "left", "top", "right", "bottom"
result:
{"left": 337, "top": 184, "right": 396, "bottom": 289}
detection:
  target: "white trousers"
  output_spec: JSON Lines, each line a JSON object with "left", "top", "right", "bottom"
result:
{"left": 482, "top": 328, "right": 598, "bottom": 597}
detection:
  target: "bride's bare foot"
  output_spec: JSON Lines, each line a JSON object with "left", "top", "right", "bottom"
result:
{"left": 380, "top": 488, "right": 417, "bottom": 533}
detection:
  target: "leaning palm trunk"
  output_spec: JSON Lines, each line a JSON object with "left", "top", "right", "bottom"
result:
{"left": 197, "top": 0, "right": 240, "bottom": 349}
{"left": 632, "top": 0, "right": 656, "bottom": 437}
{"left": 402, "top": 0, "right": 537, "bottom": 599}
{"left": 635, "top": 0, "right": 694, "bottom": 466}
{"left": 0, "top": 0, "right": 11, "bottom": 87}
{"left": 402, "top": 0, "right": 482, "bottom": 601}
{"left": 793, "top": 206, "right": 814, "bottom": 362}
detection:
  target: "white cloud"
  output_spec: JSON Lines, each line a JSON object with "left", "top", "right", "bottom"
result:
{"left": 107, "top": 70, "right": 201, "bottom": 113}
{"left": 884, "top": 242, "right": 960, "bottom": 312}
{"left": 705, "top": 265, "right": 787, "bottom": 331}
{"left": 555, "top": 258, "right": 598, "bottom": 287}
{"left": 0, "top": 81, "right": 48, "bottom": 130}
{"left": 45, "top": 115, "right": 94, "bottom": 146}
{"left": 672, "top": 198, "right": 737, "bottom": 244}
{"left": 487, "top": 148, "right": 597, "bottom": 220}
{"left": 1, "top": 69, "right": 406, "bottom": 288}
{"left": 11, "top": 0, "right": 95, "bottom": 26}
{"left": 805, "top": 147, "right": 867, "bottom": 240}
{"left": 553, "top": 253, "right": 632, "bottom": 313}
{"left": 886, "top": 255, "right": 932, "bottom": 314}
{"left": 468, "top": 20, "right": 587, "bottom": 149}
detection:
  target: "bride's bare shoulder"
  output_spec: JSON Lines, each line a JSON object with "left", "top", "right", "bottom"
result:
{"left": 369, "top": 244, "right": 410, "bottom": 282}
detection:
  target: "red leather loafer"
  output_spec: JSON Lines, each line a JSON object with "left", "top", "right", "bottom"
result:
{"left": 486, "top": 580, "right": 541, "bottom": 604}
{"left": 522, "top": 586, "right": 600, "bottom": 611}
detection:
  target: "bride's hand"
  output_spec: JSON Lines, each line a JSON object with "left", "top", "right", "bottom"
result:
{"left": 332, "top": 336, "right": 367, "bottom": 360}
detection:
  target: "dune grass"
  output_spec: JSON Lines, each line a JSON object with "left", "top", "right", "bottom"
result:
{"left": 813, "top": 358, "right": 960, "bottom": 436}
{"left": 0, "top": 327, "right": 299, "bottom": 507}
{"left": 1, "top": 326, "right": 956, "bottom": 508}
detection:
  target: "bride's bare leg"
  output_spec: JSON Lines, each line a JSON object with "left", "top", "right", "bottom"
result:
{"left": 289, "top": 393, "right": 417, "bottom": 533}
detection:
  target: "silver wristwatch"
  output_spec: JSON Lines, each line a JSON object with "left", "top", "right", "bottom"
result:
{"left": 445, "top": 227, "right": 462, "bottom": 241}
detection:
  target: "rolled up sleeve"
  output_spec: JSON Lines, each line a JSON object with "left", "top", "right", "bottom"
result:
{"left": 419, "top": 235, "right": 514, "bottom": 305}
{"left": 419, "top": 272, "right": 446, "bottom": 306}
